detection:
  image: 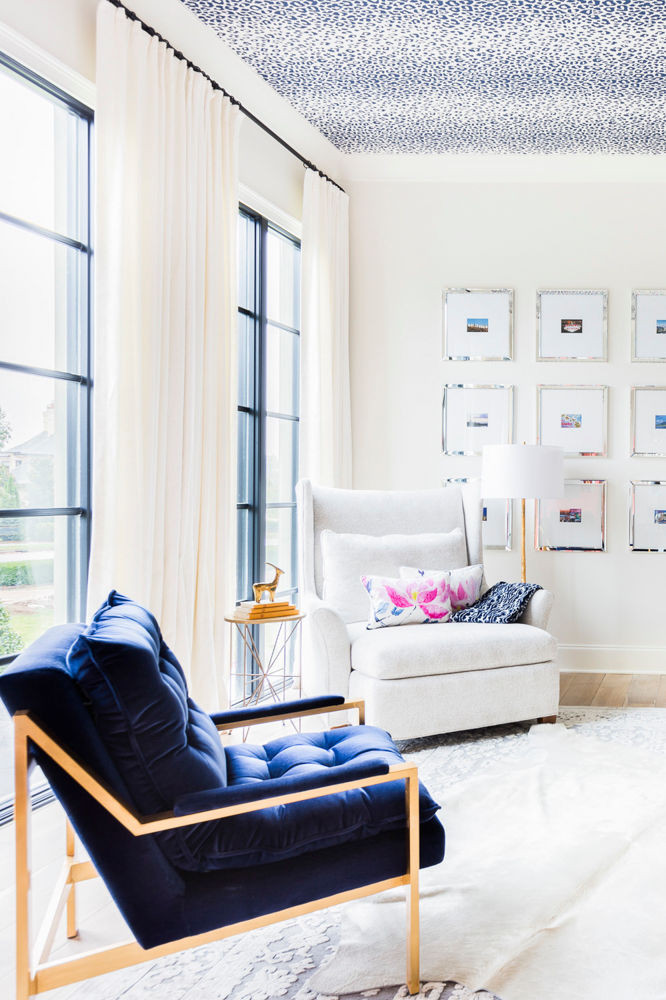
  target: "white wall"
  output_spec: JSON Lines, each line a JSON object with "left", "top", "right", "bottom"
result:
{"left": 346, "top": 167, "right": 666, "bottom": 673}
{"left": 0, "top": 0, "right": 344, "bottom": 220}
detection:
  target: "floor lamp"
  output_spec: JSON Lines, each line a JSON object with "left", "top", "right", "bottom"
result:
{"left": 481, "top": 444, "right": 564, "bottom": 583}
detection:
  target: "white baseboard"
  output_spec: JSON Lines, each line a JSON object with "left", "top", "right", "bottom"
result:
{"left": 558, "top": 644, "right": 666, "bottom": 674}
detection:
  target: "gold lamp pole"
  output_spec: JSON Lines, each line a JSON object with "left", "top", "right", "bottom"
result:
{"left": 481, "top": 444, "right": 564, "bottom": 584}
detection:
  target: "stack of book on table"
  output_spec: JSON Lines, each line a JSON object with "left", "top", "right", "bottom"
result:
{"left": 234, "top": 601, "right": 300, "bottom": 621}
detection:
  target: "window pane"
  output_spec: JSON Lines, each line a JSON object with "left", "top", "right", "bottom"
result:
{"left": 0, "top": 221, "right": 86, "bottom": 372}
{"left": 0, "top": 65, "right": 88, "bottom": 241}
{"left": 237, "top": 410, "right": 252, "bottom": 505}
{"left": 237, "top": 212, "right": 255, "bottom": 313}
{"left": 265, "top": 417, "right": 297, "bottom": 504}
{"left": 236, "top": 507, "right": 251, "bottom": 603}
{"left": 266, "top": 228, "right": 300, "bottom": 330}
{"left": 265, "top": 506, "right": 296, "bottom": 592}
{"left": 237, "top": 312, "right": 254, "bottom": 409}
{"left": 266, "top": 324, "right": 298, "bottom": 417}
{"left": 0, "top": 370, "right": 83, "bottom": 508}
{"left": 0, "top": 513, "right": 82, "bottom": 658}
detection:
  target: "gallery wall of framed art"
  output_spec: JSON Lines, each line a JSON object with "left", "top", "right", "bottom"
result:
{"left": 441, "top": 284, "right": 666, "bottom": 571}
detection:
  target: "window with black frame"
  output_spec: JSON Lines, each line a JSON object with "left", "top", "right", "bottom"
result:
{"left": 0, "top": 55, "right": 93, "bottom": 822}
{"left": 235, "top": 206, "right": 300, "bottom": 706}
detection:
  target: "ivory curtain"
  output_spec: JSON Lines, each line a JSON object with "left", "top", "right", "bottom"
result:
{"left": 88, "top": 1, "right": 240, "bottom": 707}
{"left": 300, "top": 169, "right": 352, "bottom": 487}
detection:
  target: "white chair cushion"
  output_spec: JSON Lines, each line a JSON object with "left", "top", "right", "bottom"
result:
{"left": 349, "top": 621, "right": 557, "bottom": 680}
{"left": 321, "top": 528, "right": 468, "bottom": 624}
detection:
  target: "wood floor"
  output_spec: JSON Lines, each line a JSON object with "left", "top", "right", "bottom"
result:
{"left": 560, "top": 672, "right": 666, "bottom": 708}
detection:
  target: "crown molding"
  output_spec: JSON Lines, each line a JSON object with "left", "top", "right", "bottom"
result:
{"left": 0, "top": 19, "right": 95, "bottom": 108}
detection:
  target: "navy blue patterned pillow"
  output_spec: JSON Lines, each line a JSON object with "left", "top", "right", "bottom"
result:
{"left": 452, "top": 582, "right": 541, "bottom": 624}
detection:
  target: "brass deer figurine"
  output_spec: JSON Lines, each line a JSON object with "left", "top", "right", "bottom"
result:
{"left": 253, "top": 563, "right": 284, "bottom": 603}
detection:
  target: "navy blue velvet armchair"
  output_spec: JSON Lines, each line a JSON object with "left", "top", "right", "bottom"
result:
{"left": 0, "top": 592, "right": 445, "bottom": 1000}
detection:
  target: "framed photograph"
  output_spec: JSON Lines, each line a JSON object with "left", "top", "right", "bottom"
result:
{"left": 631, "top": 386, "right": 666, "bottom": 456}
{"left": 442, "top": 384, "right": 513, "bottom": 456}
{"left": 537, "top": 385, "right": 607, "bottom": 457}
{"left": 444, "top": 477, "right": 512, "bottom": 550}
{"left": 537, "top": 289, "right": 607, "bottom": 361}
{"left": 629, "top": 481, "right": 666, "bottom": 551}
{"left": 443, "top": 287, "right": 513, "bottom": 361}
{"left": 632, "top": 290, "right": 666, "bottom": 362}
{"left": 536, "top": 480, "right": 606, "bottom": 552}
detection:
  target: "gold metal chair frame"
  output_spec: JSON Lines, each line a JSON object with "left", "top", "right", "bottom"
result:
{"left": 13, "top": 700, "right": 421, "bottom": 1000}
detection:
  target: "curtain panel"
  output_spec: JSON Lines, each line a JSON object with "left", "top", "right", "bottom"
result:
{"left": 89, "top": 1, "right": 240, "bottom": 708}
{"left": 300, "top": 170, "right": 352, "bottom": 488}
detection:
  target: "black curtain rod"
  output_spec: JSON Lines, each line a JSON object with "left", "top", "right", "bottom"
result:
{"left": 106, "top": 0, "right": 345, "bottom": 194}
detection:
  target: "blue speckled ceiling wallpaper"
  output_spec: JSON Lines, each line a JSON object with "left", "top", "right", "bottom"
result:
{"left": 179, "top": 1, "right": 666, "bottom": 154}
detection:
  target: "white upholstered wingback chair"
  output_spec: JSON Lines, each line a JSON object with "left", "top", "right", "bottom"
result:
{"left": 296, "top": 480, "right": 559, "bottom": 740}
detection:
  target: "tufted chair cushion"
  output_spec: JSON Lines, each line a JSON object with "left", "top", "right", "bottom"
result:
{"left": 68, "top": 591, "right": 228, "bottom": 869}
{"left": 172, "top": 726, "right": 440, "bottom": 872}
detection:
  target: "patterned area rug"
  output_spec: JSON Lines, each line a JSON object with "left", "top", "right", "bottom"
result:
{"left": 47, "top": 708, "right": 666, "bottom": 1000}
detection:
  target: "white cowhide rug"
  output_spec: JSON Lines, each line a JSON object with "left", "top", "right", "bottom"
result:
{"left": 310, "top": 721, "right": 666, "bottom": 1000}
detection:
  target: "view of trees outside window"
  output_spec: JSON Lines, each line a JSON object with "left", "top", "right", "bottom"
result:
{"left": 0, "top": 55, "right": 92, "bottom": 812}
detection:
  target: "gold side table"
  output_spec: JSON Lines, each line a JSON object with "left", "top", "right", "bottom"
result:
{"left": 225, "top": 610, "right": 305, "bottom": 738}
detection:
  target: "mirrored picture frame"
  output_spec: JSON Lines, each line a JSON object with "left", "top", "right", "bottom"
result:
{"left": 537, "top": 384, "right": 607, "bottom": 457}
{"left": 631, "top": 386, "right": 666, "bottom": 457}
{"left": 442, "top": 384, "right": 514, "bottom": 456}
{"left": 442, "top": 287, "right": 513, "bottom": 361}
{"left": 443, "top": 476, "right": 512, "bottom": 550}
{"left": 632, "top": 290, "right": 666, "bottom": 362}
{"left": 537, "top": 288, "right": 607, "bottom": 361}
{"left": 535, "top": 479, "right": 606, "bottom": 552}
{"left": 629, "top": 481, "right": 666, "bottom": 551}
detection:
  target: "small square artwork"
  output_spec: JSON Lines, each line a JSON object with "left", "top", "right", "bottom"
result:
{"left": 538, "top": 289, "right": 607, "bottom": 360}
{"left": 631, "top": 387, "right": 666, "bottom": 456}
{"left": 443, "top": 385, "right": 513, "bottom": 455}
{"left": 444, "top": 477, "right": 511, "bottom": 549}
{"left": 538, "top": 385, "right": 606, "bottom": 456}
{"left": 631, "top": 481, "right": 666, "bottom": 550}
{"left": 560, "top": 508, "right": 582, "bottom": 523}
{"left": 561, "top": 413, "right": 582, "bottom": 429}
{"left": 443, "top": 288, "right": 513, "bottom": 360}
{"left": 633, "top": 291, "right": 666, "bottom": 361}
{"left": 466, "top": 412, "right": 489, "bottom": 428}
{"left": 467, "top": 318, "right": 488, "bottom": 333}
{"left": 536, "top": 480, "right": 605, "bottom": 551}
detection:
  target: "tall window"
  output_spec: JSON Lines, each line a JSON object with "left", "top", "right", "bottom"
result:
{"left": 0, "top": 55, "right": 92, "bottom": 815}
{"left": 235, "top": 206, "right": 300, "bottom": 702}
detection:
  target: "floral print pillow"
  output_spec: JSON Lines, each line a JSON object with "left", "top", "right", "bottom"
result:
{"left": 399, "top": 564, "right": 484, "bottom": 612}
{"left": 361, "top": 573, "right": 453, "bottom": 629}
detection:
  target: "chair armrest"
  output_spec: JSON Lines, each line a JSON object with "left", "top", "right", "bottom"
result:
{"left": 210, "top": 695, "right": 346, "bottom": 730}
{"left": 13, "top": 712, "right": 415, "bottom": 838}
{"left": 519, "top": 588, "right": 554, "bottom": 630}
{"left": 173, "top": 758, "right": 390, "bottom": 815}
{"left": 302, "top": 597, "right": 353, "bottom": 696}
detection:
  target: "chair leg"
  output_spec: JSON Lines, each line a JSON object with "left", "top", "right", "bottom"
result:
{"left": 15, "top": 717, "right": 31, "bottom": 1000}
{"left": 66, "top": 820, "right": 78, "bottom": 939}
{"left": 405, "top": 769, "right": 420, "bottom": 995}
{"left": 538, "top": 715, "right": 558, "bottom": 724}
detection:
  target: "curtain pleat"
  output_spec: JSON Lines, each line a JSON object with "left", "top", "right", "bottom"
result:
{"left": 88, "top": 1, "right": 240, "bottom": 708}
{"left": 300, "top": 170, "right": 352, "bottom": 488}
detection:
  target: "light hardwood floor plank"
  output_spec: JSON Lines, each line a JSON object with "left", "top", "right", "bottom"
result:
{"left": 559, "top": 672, "right": 604, "bottom": 707}
{"left": 559, "top": 672, "right": 575, "bottom": 701}
{"left": 627, "top": 674, "right": 661, "bottom": 707}
{"left": 591, "top": 673, "right": 632, "bottom": 708}
{"left": 656, "top": 676, "right": 666, "bottom": 708}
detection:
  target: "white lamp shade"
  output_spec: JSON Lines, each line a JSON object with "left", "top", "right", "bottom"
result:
{"left": 481, "top": 444, "right": 564, "bottom": 500}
